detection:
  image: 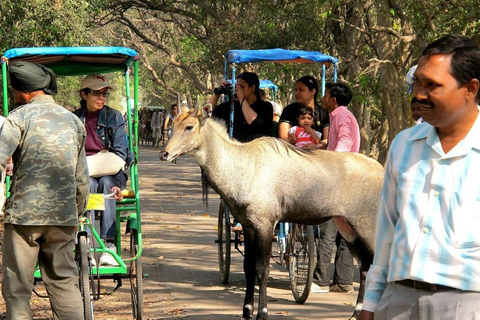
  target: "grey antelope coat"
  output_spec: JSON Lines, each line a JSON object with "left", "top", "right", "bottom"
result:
{"left": 161, "top": 105, "right": 384, "bottom": 320}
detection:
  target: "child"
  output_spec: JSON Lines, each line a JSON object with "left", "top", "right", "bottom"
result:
{"left": 288, "top": 106, "right": 322, "bottom": 149}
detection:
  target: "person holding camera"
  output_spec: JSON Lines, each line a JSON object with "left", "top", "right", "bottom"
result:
{"left": 208, "top": 72, "right": 273, "bottom": 142}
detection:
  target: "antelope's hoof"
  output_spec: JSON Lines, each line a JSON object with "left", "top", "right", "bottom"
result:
{"left": 348, "top": 310, "right": 360, "bottom": 320}
{"left": 256, "top": 307, "right": 268, "bottom": 319}
{"left": 242, "top": 304, "right": 253, "bottom": 319}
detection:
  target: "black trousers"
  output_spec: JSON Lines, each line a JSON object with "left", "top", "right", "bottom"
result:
{"left": 314, "top": 220, "right": 354, "bottom": 286}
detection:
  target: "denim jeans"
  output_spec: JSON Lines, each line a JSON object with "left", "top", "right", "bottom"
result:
{"left": 314, "top": 220, "right": 354, "bottom": 286}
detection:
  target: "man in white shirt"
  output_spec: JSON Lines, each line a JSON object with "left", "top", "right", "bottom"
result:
{"left": 359, "top": 34, "right": 480, "bottom": 320}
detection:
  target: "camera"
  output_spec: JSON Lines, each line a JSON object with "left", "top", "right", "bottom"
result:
{"left": 214, "top": 83, "right": 233, "bottom": 96}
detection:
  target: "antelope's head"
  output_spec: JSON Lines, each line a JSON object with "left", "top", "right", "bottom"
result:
{"left": 160, "top": 103, "right": 210, "bottom": 161}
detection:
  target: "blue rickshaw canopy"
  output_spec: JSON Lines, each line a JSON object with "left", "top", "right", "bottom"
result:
{"left": 225, "top": 49, "right": 338, "bottom": 65}
{"left": 2, "top": 46, "right": 139, "bottom": 76}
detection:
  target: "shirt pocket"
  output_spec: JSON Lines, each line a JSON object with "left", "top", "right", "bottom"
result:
{"left": 451, "top": 197, "right": 480, "bottom": 248}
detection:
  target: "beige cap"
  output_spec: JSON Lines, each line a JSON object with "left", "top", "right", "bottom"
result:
{"left": 80, "top": 74, "right": 114, "bottom": 90}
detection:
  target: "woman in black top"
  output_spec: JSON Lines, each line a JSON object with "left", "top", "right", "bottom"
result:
{"left": 209, "top": 72, "right": 273, "bottom": 142}
{"left": 278, "top": 76, "right": 329, "bottom": 149}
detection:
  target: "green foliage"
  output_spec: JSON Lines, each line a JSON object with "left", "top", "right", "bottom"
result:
{"left": 0, "top": 0, "right": 94, "bottom": 53}
{"left": 3, "top": 0, "right": 480, "bottom": 157}
{"left": 179, "top": 36, "right": 206, "bottom": 63}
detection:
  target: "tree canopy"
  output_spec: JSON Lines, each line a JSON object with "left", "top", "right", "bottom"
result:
{"left": 2, "top": 0, "right": 479, "bottom": 162}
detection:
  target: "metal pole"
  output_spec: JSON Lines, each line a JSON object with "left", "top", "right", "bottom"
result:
{"left": 322, "top": 64, "right": 326, "bottom": 96}
{"left": 2, "top": 59, "right": 9, "bottom": 116}
{"left": 229, "top": 65, "right": 236, "bottom": 138}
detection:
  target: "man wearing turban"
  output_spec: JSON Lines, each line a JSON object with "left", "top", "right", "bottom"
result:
{"left": 0, "top": 61, "right": 89, "bottom": 320}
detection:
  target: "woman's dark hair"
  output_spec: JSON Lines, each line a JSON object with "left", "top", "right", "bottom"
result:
{"left": 422, "top": 34, "right": 480, "bottom": 101}
{"left": 325, "top": 82, "right": 352, "bottom": 106}
{"left": 237, "top": 72, "right": 261, "bottom": 101}
{"left": 296, "top": 76, "right": 319, "bottom": 101}
{"left": 297, "top": 106, "right": 315, "bottom": 120}
{"left": 80, "top": 88, "right": 90, "bottom": 108}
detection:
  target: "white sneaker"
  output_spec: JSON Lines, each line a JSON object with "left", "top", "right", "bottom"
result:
{"left": 99, "top": 243, "right": 119, "bottom": 266}
{"left": 310, "top": 283, "right": 330, "bottom": 293}
{"left": 90, "top": 255, "right": 97, "bottom": 266}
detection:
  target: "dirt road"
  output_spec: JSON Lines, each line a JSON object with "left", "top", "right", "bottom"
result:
{"left": 0, "top": 146, "right": 359, "bottom": 319}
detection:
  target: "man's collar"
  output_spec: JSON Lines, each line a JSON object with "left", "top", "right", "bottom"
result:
{"left": 329, "top": 105, "right": 348, "bottom": 116}
{"left": 409, "top": 106, "right": 480, "bottom": 156}
{"left": 29, "top": 95, "right": 54, "bottom": 103}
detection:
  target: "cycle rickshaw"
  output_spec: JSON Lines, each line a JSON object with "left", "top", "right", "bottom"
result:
{"left": 1, "top": 46, "right": 143, "bottom": 320}
{"left": 215, "top": 48, "right": 338, "bottom": 304}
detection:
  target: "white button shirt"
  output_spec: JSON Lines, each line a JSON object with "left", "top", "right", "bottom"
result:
{"left": 363, "top": 107, "right": 480, "bottom": 312}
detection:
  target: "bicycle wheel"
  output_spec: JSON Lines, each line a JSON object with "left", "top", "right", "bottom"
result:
{"left": 129, "top": 229, "right": 144, "bottom": 319}
{"left": 287, "top": 224, "right": 315, "bottom": 304}
{"left": 77, "top": 235, "right": 94, "bottom": 320}
{"left": 217, "top": 201, "right": 231, "bottom": 284}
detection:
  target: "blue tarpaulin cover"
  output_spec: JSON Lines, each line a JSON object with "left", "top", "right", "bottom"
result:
{"left": 2, "top": 47, "right": 139, "bottom": 75}
{"left": 226, "top": 49, "right": 338, "bottom": 65}
{"left": 259, "top": 80, "right": 278, "bottom": 90}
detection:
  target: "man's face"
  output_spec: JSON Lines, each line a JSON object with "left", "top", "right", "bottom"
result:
{"left": 411, "top": 101, "right": 423, "bottom": 121}
{"left": 413, "top": 54, "right": 475, "bottom": 129}
{"left": 321, "top": 90, "right": 333, "bottom": 111}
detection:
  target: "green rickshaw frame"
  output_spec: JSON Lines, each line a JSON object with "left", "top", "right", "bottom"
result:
{"left": 1, "top": 46, "right": 143, "bottom": 319}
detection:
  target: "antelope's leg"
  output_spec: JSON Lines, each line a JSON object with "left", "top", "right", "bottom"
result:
{"left": 242, "top": 226, "right": 256, "bottom": 319}
{"left": 342, "top": 232, "right": 373, "bottom": 320}
{"left": 254, "top": 226, "right": 274, "bottom": 320}
{"left": 350, "top": 251, "right": 372, "bottom": 320}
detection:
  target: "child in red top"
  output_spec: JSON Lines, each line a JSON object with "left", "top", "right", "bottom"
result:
{"left": 288, "top": 106, "right": 322, "bottom": 149}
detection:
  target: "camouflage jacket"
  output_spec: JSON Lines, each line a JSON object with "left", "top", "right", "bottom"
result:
{"left": 0, "top": 95, "right": 89, "bottom": 226}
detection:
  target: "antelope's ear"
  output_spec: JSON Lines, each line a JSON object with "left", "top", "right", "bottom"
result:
{"left": 201, "top": 103, "right": 212, "bottom": 121}
{"left": 191, "top": 103, "right": 200, "bottom": 118}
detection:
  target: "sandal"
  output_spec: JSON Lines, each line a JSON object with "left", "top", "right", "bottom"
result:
{"left": 232, "top": 222, "right": 243, "bottom": 232}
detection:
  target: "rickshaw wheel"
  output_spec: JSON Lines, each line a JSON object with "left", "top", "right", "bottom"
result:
{"left": 129, "top": 229, "right": 144, "bottom": 319}
{"left": 286, "top": 224, "right": 315, "bottom": 304}
{"left": 77, "top": 234, "right": 94, "bottom": 320}
{"left": 218, "top": 201, "right": 231, "bottom": 284}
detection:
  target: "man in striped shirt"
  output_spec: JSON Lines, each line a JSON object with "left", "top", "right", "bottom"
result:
{"left": 359, "top": 34, "right": 480, "bottom": 319}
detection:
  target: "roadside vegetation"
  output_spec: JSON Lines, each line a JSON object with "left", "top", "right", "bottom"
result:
{"left": 1, "top": 0, "right": 479, "bottom": 162}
